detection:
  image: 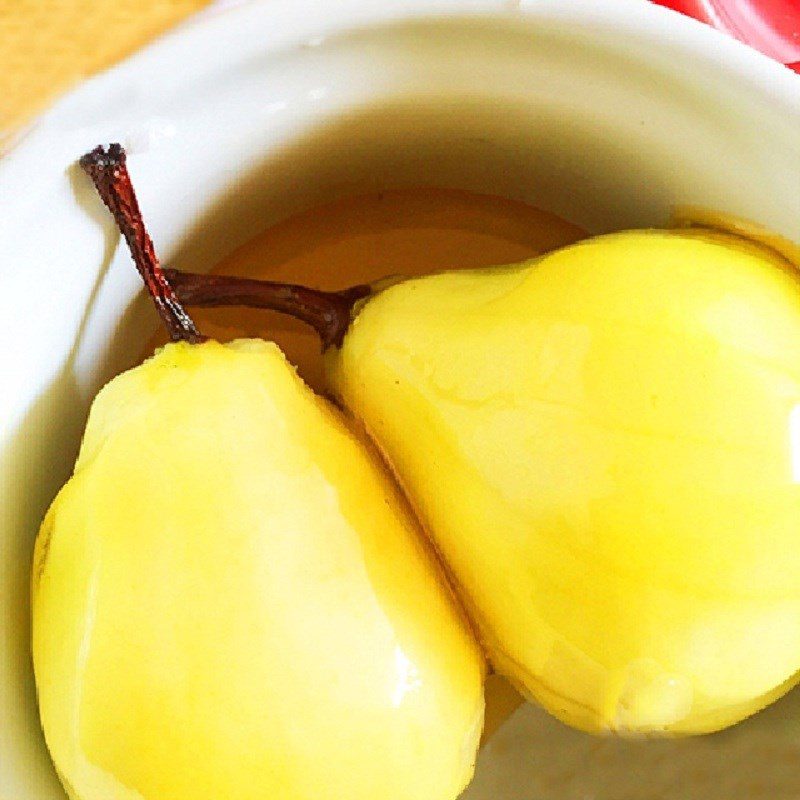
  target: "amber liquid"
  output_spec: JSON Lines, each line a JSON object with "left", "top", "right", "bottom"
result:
{"left": 151, "top": 188, "right": 585, "bottom": 389}
{"left": 150, "top": 188, "right": 586, "bottom": 740}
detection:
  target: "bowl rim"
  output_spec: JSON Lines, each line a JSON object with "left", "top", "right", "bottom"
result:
{"left": 3, "top": 0, "right": 800, "bottom": 160}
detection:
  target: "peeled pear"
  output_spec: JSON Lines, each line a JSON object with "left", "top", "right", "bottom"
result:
{"left": 172, "top": 223, "right": 800, "bottom": 735}
{"left": 328, "top": 228, "right": 800, "bottom": 734}
{"left": 32, "top": 145, "right": 485, "bottom": 800}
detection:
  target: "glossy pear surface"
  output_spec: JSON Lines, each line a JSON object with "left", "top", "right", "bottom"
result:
{"left": 33, "top": 339, "right": 484, "bottom": 800}
{"left": 327, "top": 229, "right": 800, "bottom": 734}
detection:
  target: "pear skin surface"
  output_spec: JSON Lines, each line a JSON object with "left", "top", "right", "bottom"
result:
{"left": 32, "top": 339, "right": 484, "bottom": 800}
{"left": 328, "top": 229, "right": 800, "bottom": 735}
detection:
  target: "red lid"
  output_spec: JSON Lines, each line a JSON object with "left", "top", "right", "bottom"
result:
{"left": 652, "top": 0, "right": 800, "bottom": 72}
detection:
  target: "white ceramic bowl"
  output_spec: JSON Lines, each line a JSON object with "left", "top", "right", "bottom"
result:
{"left": 3, "top": 1, "right": 800, "bottom": 797}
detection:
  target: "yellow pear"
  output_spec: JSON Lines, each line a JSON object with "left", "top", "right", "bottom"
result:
{"left": 173, "top": 224, "right": 800, "bottom": 734}
{"left": 32, "top": 145, "right": 485, "bottom": 800}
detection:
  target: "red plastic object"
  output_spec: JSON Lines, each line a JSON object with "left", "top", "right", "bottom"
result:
{"left": 652, "top": 0, "right": 800, "bottom": 72}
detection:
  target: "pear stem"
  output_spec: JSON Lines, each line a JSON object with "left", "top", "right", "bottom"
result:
{"left": 79, "top": 144, "right": 205, "bottom": 344}
{"left": 164, "top": 270, "right": 370, "bottom": 350}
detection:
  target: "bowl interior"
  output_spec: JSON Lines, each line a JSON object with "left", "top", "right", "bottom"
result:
{"left": 3, "top": 4, "right": 800, "bottom": 799}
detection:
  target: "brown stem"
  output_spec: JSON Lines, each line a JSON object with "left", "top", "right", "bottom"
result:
{"left": 164, "top": 270, "right": 370, "bottom": 350}
{"left": 79, "top": 144, "right": 205, "bottom": 344}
